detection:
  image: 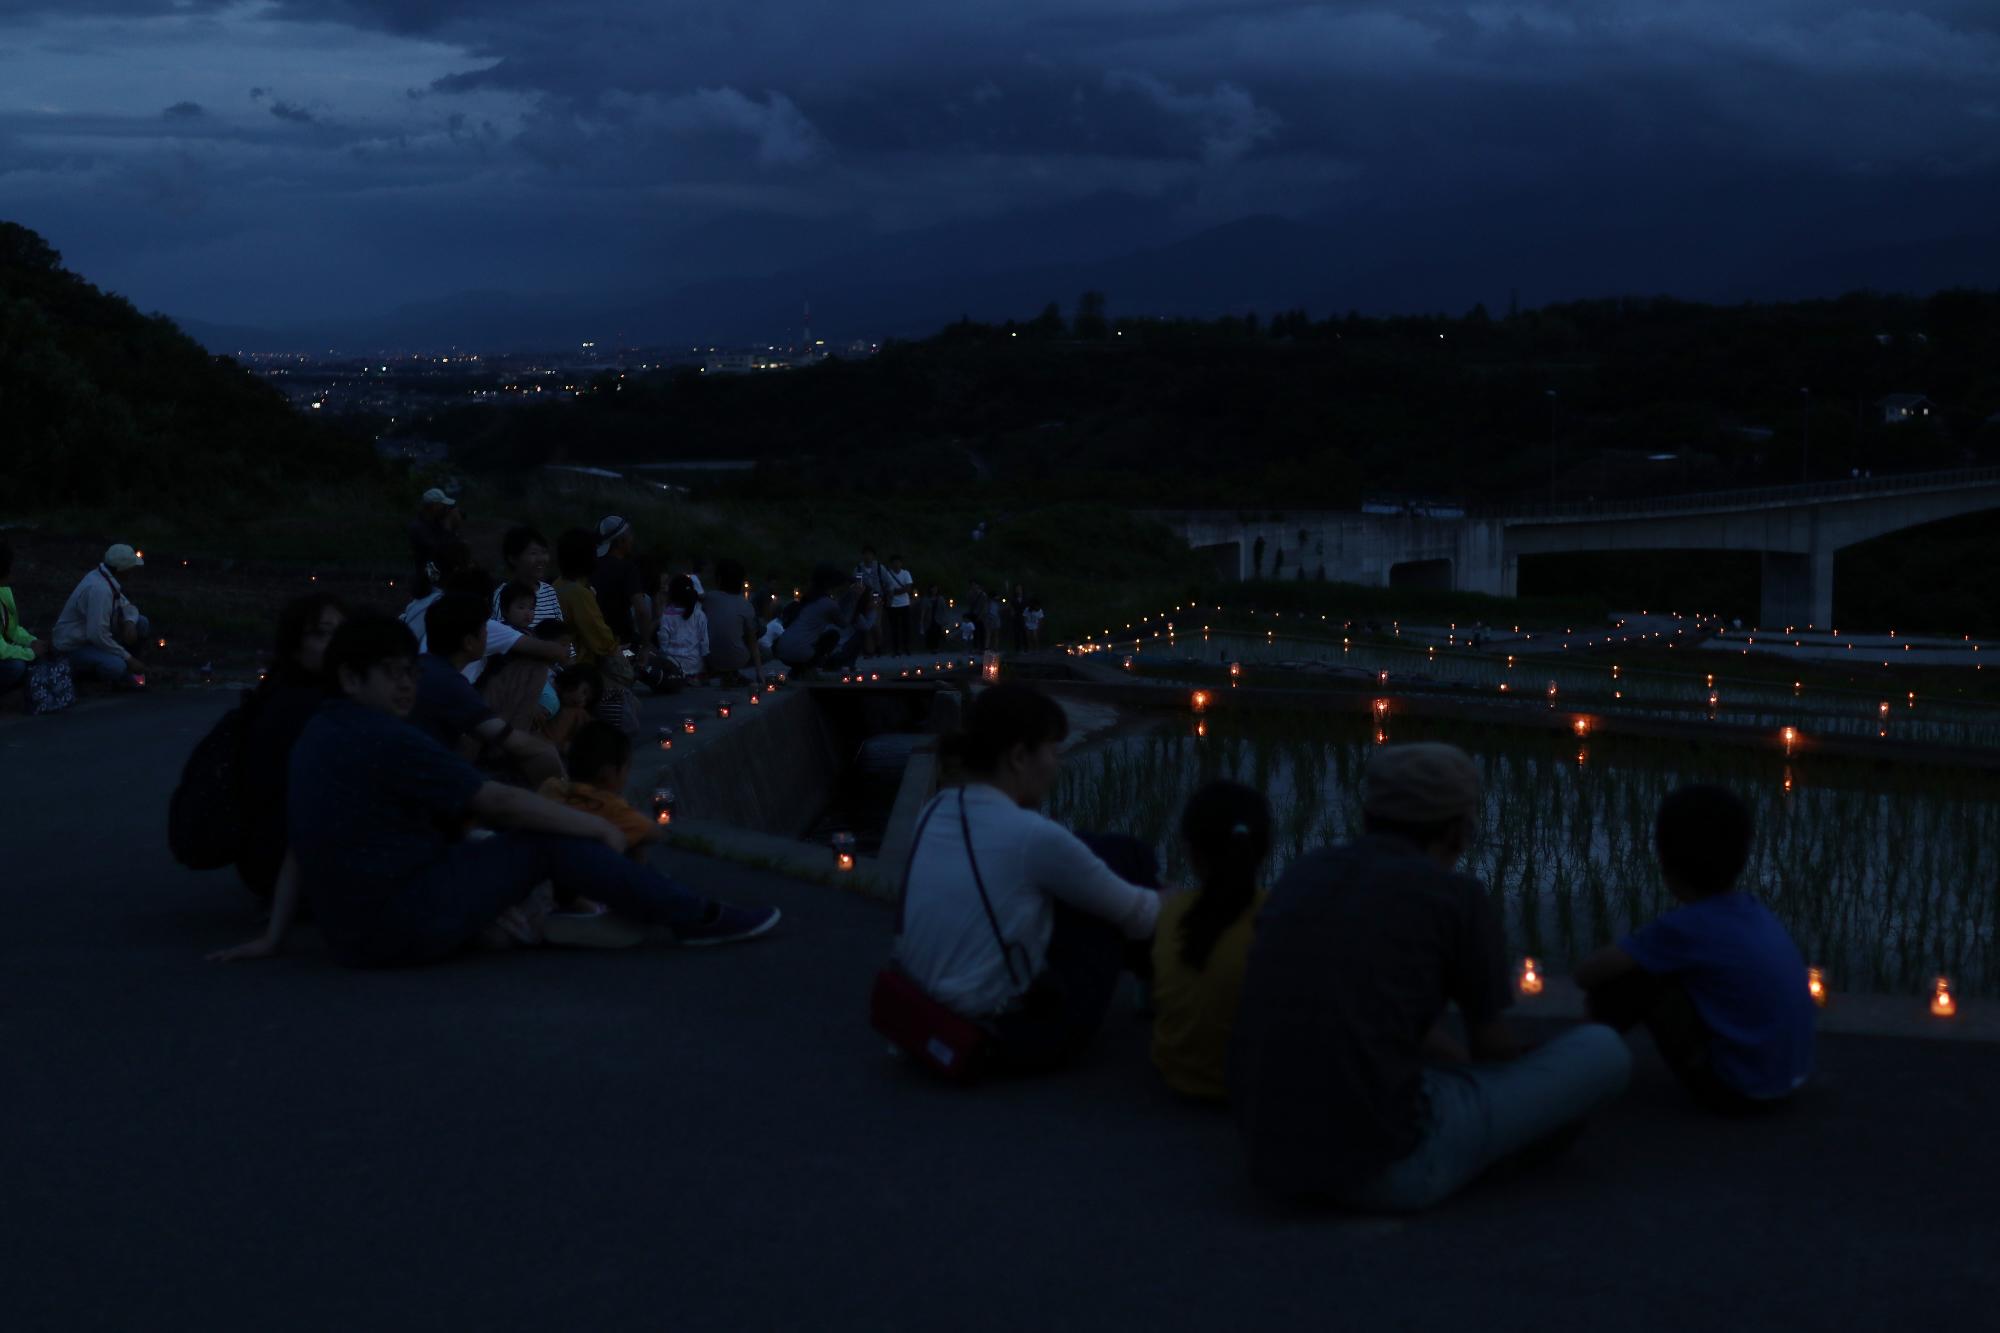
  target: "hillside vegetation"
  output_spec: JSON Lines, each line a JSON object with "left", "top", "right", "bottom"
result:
{"left": 0, "top": 222, "right": 389, "bottom": 517}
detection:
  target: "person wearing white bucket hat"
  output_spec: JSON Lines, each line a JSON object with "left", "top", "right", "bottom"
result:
{"left": 51, "top": 543, "right": 151, "bottom": 686}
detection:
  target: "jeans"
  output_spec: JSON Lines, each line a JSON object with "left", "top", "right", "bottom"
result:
{"left": 1336, "top": 1025, "right": 1632, "bottom": 1213}
{"left": 64, "top": 646, "right": 133, "bottom": 682}
{"left": 1587, "top": 969, "right": 1781, "bottom": 1115}
{"left": 339, "top": 831, "right": 713, "bottom": 968}
{"left": 987, "top": 833, "right": 1159, "bottom": 1072}
{"left": 0, "top": 658, "right": 26, "bottom": 694}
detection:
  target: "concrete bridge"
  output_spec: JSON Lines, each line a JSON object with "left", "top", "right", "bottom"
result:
{"left": 1154, "top": 466, "right": 2000, "bottom": 628}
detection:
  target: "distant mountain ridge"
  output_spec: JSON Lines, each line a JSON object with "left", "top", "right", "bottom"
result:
{"left": 168, "top": 202, "right": 2000, "bottom": 356}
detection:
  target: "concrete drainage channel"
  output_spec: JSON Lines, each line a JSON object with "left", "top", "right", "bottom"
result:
{"left": 631, "top": 679, "right": 962, "bottom": 900}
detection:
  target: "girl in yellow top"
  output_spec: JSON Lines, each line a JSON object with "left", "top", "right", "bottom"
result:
{"left": 1151, "top": 782, "right": 1273, "bottom": 1101}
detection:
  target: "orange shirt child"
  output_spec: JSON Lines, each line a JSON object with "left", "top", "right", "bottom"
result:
{"left": 536, "top": 778, "right": 659, "bottom": 863}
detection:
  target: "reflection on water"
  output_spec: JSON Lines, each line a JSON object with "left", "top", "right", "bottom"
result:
{"left": 1050, "top": 709, "right": 2000, "bottom": 997}
{"left": 1096, "top": 632, "right": 2000, "bottom": 748}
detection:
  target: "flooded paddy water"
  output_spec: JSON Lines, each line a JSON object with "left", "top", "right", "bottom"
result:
{"left": 1048, "top": 653, "right": 2000, "bottom": 998}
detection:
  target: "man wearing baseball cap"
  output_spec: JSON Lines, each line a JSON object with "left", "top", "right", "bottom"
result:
{"left": 1230, "top": 741, "right": 1630, "bottom": 1212}
{"left": 51, "top": 543, "right": 151, "bottom": 686}
{"left": 407, "top": 486, "right": 462, "bottom": 592}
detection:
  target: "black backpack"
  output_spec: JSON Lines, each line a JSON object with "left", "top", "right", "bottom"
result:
{"left": 167, "top": 691, "right": 256, "bottom": 870}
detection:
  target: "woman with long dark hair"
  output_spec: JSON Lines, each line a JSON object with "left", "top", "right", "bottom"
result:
{"left": 237, "top": 592, "right": 347, "bottom": 898}
{"left": 1151, "top": 781, "right": 1273, "bottom": 1100}
{"left": 893, "top": 683, "right": 1161, "bottom": 1072}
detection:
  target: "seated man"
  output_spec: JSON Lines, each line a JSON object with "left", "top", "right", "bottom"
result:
{"left": 51, "top": 544, "right": 149, "bottom": 685}
{"left": 414, "top": 594, "right": 564, "bottom": 787}
{"left": 1575, "top": 785, "right": 1814, "bottom": 1113}
{"left": 207, "top": 613, "right": 779, "bottom": 968}
{"left": 1230, "top": 743, "right": 1630, "bottom": 1213}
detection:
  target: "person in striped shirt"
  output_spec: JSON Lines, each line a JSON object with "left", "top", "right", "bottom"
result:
{"left": 490, "top": 526, "right": 563, "bottom": 628}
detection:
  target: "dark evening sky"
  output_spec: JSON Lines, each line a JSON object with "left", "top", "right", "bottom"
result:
{"left": 5, "top": 1, "right": 1999, "bottom": 341}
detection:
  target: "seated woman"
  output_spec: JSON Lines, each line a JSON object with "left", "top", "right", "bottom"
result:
{"left": 237, "top": 593, "right": 347, "bottom": 899}
{"left": 1150, "top": 781, "right": 1273, "bottom": 1101}
{"left": 207, "top": 613, "right": 780, "bottom": 967}
{"left": 654, "top": 573, "right": 709, "bottom": 682}
{"left": 893, "top": 683, "right": 1161, "bottom": 1072}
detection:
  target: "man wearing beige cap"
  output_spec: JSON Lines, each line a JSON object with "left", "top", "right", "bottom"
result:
{"left": 1231, "top": 741, "right": 1630, "bottom": 1212}
{"left": 52, "top": 544, "right": 152, "bottom": 686}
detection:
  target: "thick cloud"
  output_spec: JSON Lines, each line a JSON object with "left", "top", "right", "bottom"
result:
{"left": 2, "top": 0, "right": 1996, "bottom": 330}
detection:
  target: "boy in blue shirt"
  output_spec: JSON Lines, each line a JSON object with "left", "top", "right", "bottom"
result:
{"left": 1576, "top": 784, "right": 1814, "bottom": 1113}
{"left": 207, "top": 612, "right": 778, "bottom": 968}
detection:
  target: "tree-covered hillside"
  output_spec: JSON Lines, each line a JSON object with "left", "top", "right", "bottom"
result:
{"left": 0, "top": 222, "right": 385, "bottom": 513}
{"left": 414, "top": 290, "right": 2000, "bottom": 508}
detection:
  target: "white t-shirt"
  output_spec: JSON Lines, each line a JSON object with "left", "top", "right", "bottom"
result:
{"left": 888, "top": 568, "right": 915, "bottom": 608}
{"left": 895, "top": 785, "right": 1159, "bottom": 1019}
{"left": 656, "top": 603, "right": 710, "bottom": 676}
{"left": 400, "top": 591, "right": 442, "bottom": 638}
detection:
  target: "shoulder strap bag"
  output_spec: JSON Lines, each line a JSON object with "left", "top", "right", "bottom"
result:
{"left": 867, "top": 791, "right": 1022, "bottom": 1081}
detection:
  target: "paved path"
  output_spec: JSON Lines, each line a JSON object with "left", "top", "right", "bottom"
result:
{"left": 5, "top": 691, "right": 1998, "bottom": 1331}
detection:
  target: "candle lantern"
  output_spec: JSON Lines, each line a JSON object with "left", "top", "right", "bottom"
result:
{"left": 832, "top": 831, "right": 858, "bottom": 873}
{"left": 680, "top": 716, "right": 697, "bottom": 735}
{"left": 1931, "top": 976, "right": 1956, "bottom": 1018}
{"left": 1807, "top": 967, "right": 1828, "bottom": 1008}
{"left": 1781, "top": 726, "right": 1797, "bottom": 754}
{"left": 1372, "top": 697, "right": 1390, "bottom": 719}
{"left": 1378, "top": 670, "right": 1389, "bottom": 687}
{"left": 1518, "top": 957, "right": 1545, "bottom": 996}
{"left": 1195, "top": 720, "right": 1209, "bottom": 739}
{"left": 1191, "top": 689, "right": 1211, "bottom": 714}
{"left": 766, "top": 680, "right": 778, "bottom": 693}
{"left": 1228, "top": 662, "right": 1242, "bottom": 679}
{"left": 716, "top": 697, "right": 734, "bottom": 719}
{"left": 1572, "top": 717, "right": 1590, "bottom": 738}
{"left": 982, "top": 652, "right": 1001, "bottom": 683}
{"left": 1546, "top": 680, "right": 1558, "bottom": 700}
{"left": 650, "top": 787, "right": 677, "bottom": 826}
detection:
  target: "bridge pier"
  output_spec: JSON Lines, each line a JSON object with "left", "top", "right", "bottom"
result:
{"left": 1759, "top": 551, "right": 1833, "bottom": 629}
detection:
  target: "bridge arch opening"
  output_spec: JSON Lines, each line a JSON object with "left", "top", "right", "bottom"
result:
{"left": 1389, "top": 558, "right": 1453, "bottom": 591}
{"left": 1191, "top": 541, "right": 1244, "bottom": 582}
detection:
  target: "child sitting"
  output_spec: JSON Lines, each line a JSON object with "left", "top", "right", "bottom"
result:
{"left": 1575, "top": 784, "right": 1815, "bottom": 1112}
{"left": 535, "top": 721, "right": 659, "bottom": 946}
{"left": 539, "top": 662, "right": 601, "bottom": 753}
{"left": 1151, "top": 781, "right": 1273, "bottom": 1101}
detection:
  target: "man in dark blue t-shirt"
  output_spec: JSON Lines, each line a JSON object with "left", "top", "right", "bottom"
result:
{"left": 412, "top": 594, "right": 562, "bottom": 786}
{"left": 206, "top": 613, "right": 779, "bottom": 968}
{"left": 1576, "top": 785, "right": 1814, "bottom": 1111}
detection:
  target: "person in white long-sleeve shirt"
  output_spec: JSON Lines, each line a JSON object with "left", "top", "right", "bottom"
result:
{"left": 52, "top": 544, "right": 150, "bottom": 684}
{"left": 895, "top": 683, "right": 1161, "bottom": 1071}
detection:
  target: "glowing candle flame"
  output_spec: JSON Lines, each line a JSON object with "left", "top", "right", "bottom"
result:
{"left": 1191, "top": 690, "right": 1211, "bottom": 713}
{"left": 1931, "top": 977, "right": 1956, "bottom": 1018}
{"left": 1519, "top": 957, "right": 1544, "bottom": 996}
{"left": 1807, "top": 967, "right": 1827, "bottom": 1007}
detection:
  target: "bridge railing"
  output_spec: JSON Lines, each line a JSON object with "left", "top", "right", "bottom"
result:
{"left": 1488, "top": 465, "right": 2000, "bottom": 523}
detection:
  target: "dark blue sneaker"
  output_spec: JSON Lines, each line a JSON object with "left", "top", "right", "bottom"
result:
{"left": 674, "top": 903, "right": 781, "bottom": 947}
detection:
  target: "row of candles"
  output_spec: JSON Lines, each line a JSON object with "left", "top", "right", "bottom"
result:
{"left": 1088, "top": 597, "right": 1986, "bottom": 717}
{"left": 1516, "top": 957, "right": 1958, "bottom": 1016}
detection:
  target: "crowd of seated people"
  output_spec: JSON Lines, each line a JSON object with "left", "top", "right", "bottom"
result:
{"left": 158, "top": 483, "right": 1818, "bottom": 1215}
{"left": 888, "top": 684, "right": 1817, "bottom": 1213}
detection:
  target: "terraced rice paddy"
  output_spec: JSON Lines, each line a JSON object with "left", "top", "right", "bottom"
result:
{"left": 1049, "top": 707, "right": 2000, "bottom": 997}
